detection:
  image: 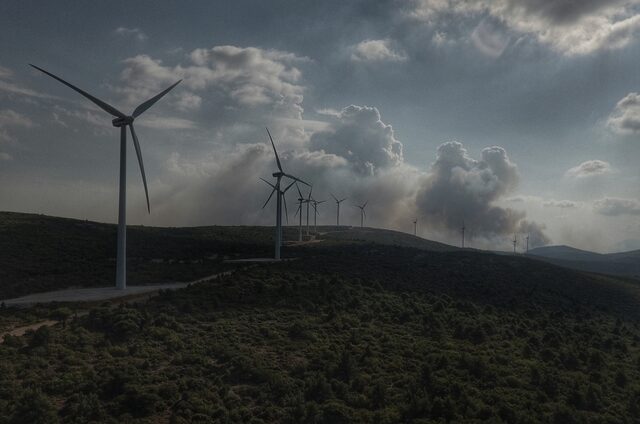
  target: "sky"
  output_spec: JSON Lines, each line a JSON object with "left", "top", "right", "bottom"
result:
{"left": 1, "top": 0, "right": 640, "bottom": 252}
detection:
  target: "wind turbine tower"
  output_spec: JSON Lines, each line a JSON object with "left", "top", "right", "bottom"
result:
{"left": 331, "top": 193, "right": 347, "bottom": 226}
{"left": 311, "top": 199, "right": 326, "bottom": 233}
{"left": 30, "top": 64, "right": 181, "bottom": 290}
{"left": 461, "top": 221, "right": 466, "bottom": 248}
{"left": 512, "top": 234, "right": 517, "bottom": 254}
{"left": 261, "top": 128, "right": 309, "bottom": 259}
{"left": 413, "top": 218, "right": 417, "bottom": 236}
{"left": 526, "top": 233, "right": 530, "bottom": 253}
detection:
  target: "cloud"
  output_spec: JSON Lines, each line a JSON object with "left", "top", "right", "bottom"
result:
{"left": 0, "top": 152, "right": 12, "bottom": 161}
{"left": 113, "top": 27, "right": 147, "bottom": 41}
{"left": 594, "top": 197, "right": 640, "bottom": 216}
{"left": 0, "top": 109, "right": 34, "bottom": 128}
{"left": 415, "top": 141, "right": 548, "bottom": 246}
{"left": 409, "top": 0, "right": 640, "bottom": 55}
{"left": 565, "top": 160, "right": 613, "bottom": 178}
{"left": 1, "top": 66, "right": 58, "bottom": 101}
{"left": 0, "top": 66, "right": 12, "bottom": 80}
{"left": 608, "top": 92, "right": 640, "bottom": 134}
{"left": 471, "top": 20, "right": 510, "bottom": 58}
{"left": 309, "top": 105, "right": 403, "bottom": 175}
{"left": 543, "top": 199, "right": 578, "bottom": 208}
{"left": 351, "top": 39, "right": 407, "bottom": 62}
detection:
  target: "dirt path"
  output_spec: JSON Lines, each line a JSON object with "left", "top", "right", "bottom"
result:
{"left": 0, "top": 266, "right": 257, "bottom": 343}
{"left": 1, "top": 320, "right": 58, "bottom": 341}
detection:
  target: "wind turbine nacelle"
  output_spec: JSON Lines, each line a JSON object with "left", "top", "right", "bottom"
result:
{"left": 272, "top": 172, "right": 283, "bottom": 178}
{"left": 112, "top": 116, "right": 134, "bottom": 127}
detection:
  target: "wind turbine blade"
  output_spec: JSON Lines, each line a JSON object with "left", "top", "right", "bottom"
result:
{"left": 132, "top": 80, "right": 182, "bottom": 118}
{"left": 265, "top": 127, "right": 282, "bottom": 172}
{"left": 340, "top": 198, "right": 347, "bottom": 203}
{"left": 296, "top": 183, "right": 303, "bottom": 199}
{"left": 262, "top": 187, "right": 276, "bottom": 209}
{"left": 283, "top": 191, "right": 289, "bottom": 224}
{"left": 330, "top": 193, "right": 338, "bottom": 202}
{"left": 129, "top": 124, "right": 150, "bottom": 213}
{"left": 294, "top": 204, "right": 300, "bottom": 218}
{"left": 283, "top": 180, "right": 296, "bottom": 193}
{"left": 307, "top": 185, "right": 313, "bottom": 201}
{"left": 260, "top": 177, "right": 275, "bottom": 189}
{"left": 29, "top": 64, "right": 126, "bottom": 118}
{"left": 283, "top": 173, "right": 310, "bottom": 187}
{"left": 363, "top": 201, "right": 368, "bottom": 209}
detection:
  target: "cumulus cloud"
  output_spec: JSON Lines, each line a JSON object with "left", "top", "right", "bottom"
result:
{"left": 351, "top": 39, "right": 407, "bottom": 62}
{"left": 608, "top": 92, "right": 640, "bottom": 134}
{"left": 113, "top": 27, "right": 147, "bottom": 41}
{"left": 309, "top": 105, "right": 403, "bottom": 175}
{"left": 116, "top": 46, "right": 310, "bottom": 145}
{"left": 594, "top": 197, "right": 640, "bottom": 216}
{"left": 415, "top": 141, "right": 548, "bottom": 246}
{"left": 409, "top": 0, "right": 640, "bottom": 55}
{"left": 565, "top": 160, "right": 613, "bottom": 178}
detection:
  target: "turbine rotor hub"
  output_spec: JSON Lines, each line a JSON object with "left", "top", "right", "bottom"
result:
{"left": 112, "top": 116, "right": 134, "bottom": 127}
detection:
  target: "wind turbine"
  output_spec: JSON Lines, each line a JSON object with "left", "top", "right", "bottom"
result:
{"left": 355, "top": 201, "right": 368, "bottom": 228}
{"left": 261, "top": 128, "right": 309, "bottom": 259}
{"left": 413, "top": 218, "right": 417, "bottom": 236}
{"left": 305, "top": 186, "right": 313, "bottom": 236}
{"left": 461, "top": 220, "right": 466, "bottom": 248}
{"left": 526, "top": 233, "right": 530, "bottom": 253}
{"left": 30, "top": 64, "right": 181, "bottom": 290}
{"left": 294, "top": 183, "right": 307, "bottom": 242}
{"left": 311, "top": 199, "right": 326, "bottom": 233}
{"left": 512, "top": 234, "right": 517, "bottom": 254}
{"left": 330, "top": 193, "right": 347, "bottom": 226}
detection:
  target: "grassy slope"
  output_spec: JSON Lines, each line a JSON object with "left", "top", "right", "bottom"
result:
{"left": 1, "top": 246, "right": 640, "bottom": 423}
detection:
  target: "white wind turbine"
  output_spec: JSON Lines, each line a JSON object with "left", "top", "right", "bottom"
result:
{"left": 330, "top": 193, "right": 347, "bottom": 226}
{"left": 311, "top": 198, "right": 326, "bottom": 233}
{"left": 293, "top": 183, "right": 308, "bottom": 242}
{"left": 30, "top": 64, "right": 181, "bottom": 290}
{"left": 355, "top": 201, "right": 368, "bottom": 228}
{"left": 261, "top": 128, "right": 309, "bottom": 259}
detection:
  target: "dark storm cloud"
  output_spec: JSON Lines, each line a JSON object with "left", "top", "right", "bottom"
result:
{"left": 415, "top": 141, "right": 548, "bottom": 243}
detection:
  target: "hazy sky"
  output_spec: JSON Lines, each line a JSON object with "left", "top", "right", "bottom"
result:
{"left": 1, "top": 0, "right": 640, "bottom": 252}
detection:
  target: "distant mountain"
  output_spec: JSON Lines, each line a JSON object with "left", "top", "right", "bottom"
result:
{"left": 528, "top": 245, "right": 640, "bottom": 279}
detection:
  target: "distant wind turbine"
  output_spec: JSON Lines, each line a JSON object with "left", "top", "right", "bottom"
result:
{"left": 330, "top": 193, "right": 347, "bottom": 226}
{"left": 355, "top": 201, "right": 368, "bottom": 228}
{"left": 305, "top": 186, "right": 313, "bottom": 236}
{"left": 261, "top": 128, "right": 309, "bottom": 259}
{"left": 526, "top": 233, "right": 530, "bottom": 253}
{"left": 293, "top": 183, "right": 308, "bottom": 242}
{"left": 461, "top": 220, "right": 466, "bottom": 248}
{"left": 512, "top": 234, "right": 517, "bottom": 254}
{"left": 311, "top": 199, "right": 326, "bottom": 233}
{"left": 413, "top": 218, "right": 417, "bottom": 236}
{"left": 30, "top": 64, "right": 181, "bottom": 290}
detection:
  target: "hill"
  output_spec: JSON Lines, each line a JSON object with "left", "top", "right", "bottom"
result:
{"left": 1, "top": 238, "right": 640, "bottom": 422}
{"left": 0, "top": 213, "right": 454, "bottom": 300}
{"left": 319, "top": 226, "right": 457, "bottom": 252}
{"left": 528, "top": 245, "right": 640, "bottom": 279}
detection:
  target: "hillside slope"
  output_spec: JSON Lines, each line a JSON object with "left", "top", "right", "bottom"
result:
{"left": 1, "top": 243, "right": 639, "bottom": 423}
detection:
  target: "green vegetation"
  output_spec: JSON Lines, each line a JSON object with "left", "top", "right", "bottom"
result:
{"left": 2, "top": 239, "right": 640, "bottom": 423}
